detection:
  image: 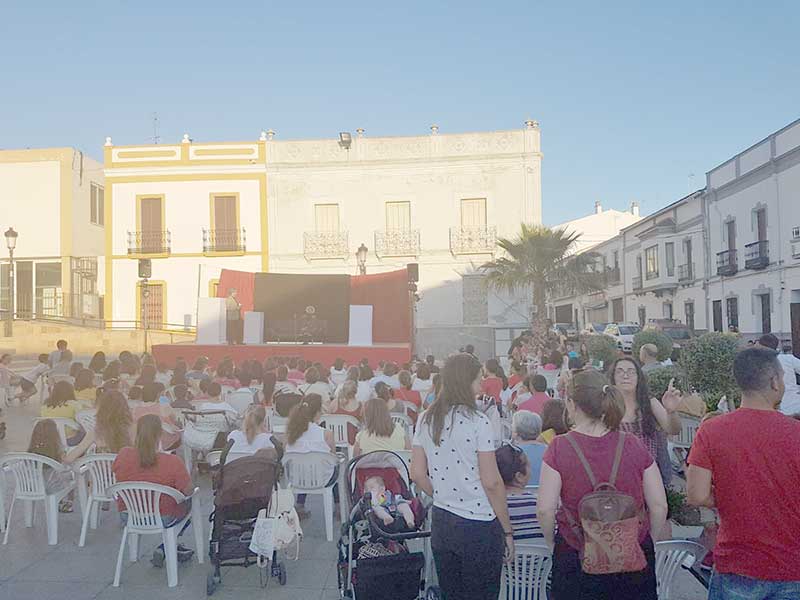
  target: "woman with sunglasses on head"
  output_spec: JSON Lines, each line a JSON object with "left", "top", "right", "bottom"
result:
{"left": 411, "top": 353, "right": 513, "bottom": 600}
{"left": 607, "top": 357, "right": 682, "bottom": 485}
{"left": 537, "top": 369, "right": 668, "bottom": 600}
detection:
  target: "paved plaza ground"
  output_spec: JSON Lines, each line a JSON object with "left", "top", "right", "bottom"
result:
{"left": 0, "top": 359, "right": 708, "bottom": 599}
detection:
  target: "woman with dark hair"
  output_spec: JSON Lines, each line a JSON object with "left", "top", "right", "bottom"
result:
{"left": 41, "top": 380, "right": 84, "bottom": 444}
{"left": 113, "top": 414, "right": 194, "bottom": 565}
{"left": 298, "top": 366, "right": 331, "bottom": 403}
{"left": 353, "top": 397, "right": 408, "bottom": 455}
{"left": 102, "top": 361, "right": 121, "bottom": 384}
{"left": 537, "top": 369, "right": 667, "bottom": 600}
{"left": 74, "top": 368, "right": 97, "bottom": 406}
{"left": 88, "top": 351, "right": 107, "bottom": 375}
{"left": 134, "top": 382, "right": 181, "bottom": 450}
{"left": 410, "top": 353, "right": 513, "bottom": 600}
{"left": 374, "top": 381, "right": 405, "bottom": 415}
{"left": 356, "top": 365, "right": 374, "bottom": 403}
{"left": 261, "top": 371, "right": 277, "bottom": 406}
{"left": 538, "top": 399, "right": 569, "bottom": 445}
{"left": 608, "top": 357, "right": 682, "bottom": 485}
{"left": 28, "top": 419, "right": 82, "bottom": 511}
{"left": 135, "top": 364, "right": 157, "bottom": 387}
{"left": 411, "top": 363, "right": 433, "bottom": 397}
{"left": 395, "top": 370, "right": 422, "bottom": 410}
{"left": 285, "top": 393, "right": 335, "bottom": 518}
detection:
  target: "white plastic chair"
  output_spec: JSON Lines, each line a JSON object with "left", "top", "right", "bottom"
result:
{"left": 1, "top": 452, "right": 76, "bottom": 545}
{"left": 501, "top": 542, "right": 552, "bottom": 600}
{"left": 271, "top": 413, "right": 289, "bottom": 434}
{"left": 73, "top": 454, "right": 117, "bottom": 547}
{"left": 671, "top": 414, "right": 701, "bottom": 450}
{"left": 281, "top": 451, "right": 339, "bottom": 542}
{"left": 33, "top": 416, "right": 80, "bottom": 448}
{"left": 655, "top": 540, "right": 706, "bottom": 600}
{"left": 108, "top": 481, "right": 203, "bottom": 588}
{"left": 322, "top": 414, "right": 361, "bottom": 460}
{"left": 75, "top": 410, "right": 97, "bottom": 436}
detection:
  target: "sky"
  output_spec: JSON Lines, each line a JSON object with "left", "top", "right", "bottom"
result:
{"left": 1, "top": 0, "right": 799, "bottom": 225}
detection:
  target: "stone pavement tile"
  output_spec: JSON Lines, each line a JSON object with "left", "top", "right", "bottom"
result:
{"left": 13, "top": 549, "right": 123, "bottom": 583}
{"left": 0, "top": 579, "right": 108, "bottom": 600}
{"left": 0, "top": 548, "right": 52, "bottom": 581}
{"left": 93, "top": 583, "right": 199, "bottom": 600}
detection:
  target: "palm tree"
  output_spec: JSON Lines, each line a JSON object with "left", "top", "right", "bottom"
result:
{"left": 480, "top": 224, "right": 603, "bottom": 327}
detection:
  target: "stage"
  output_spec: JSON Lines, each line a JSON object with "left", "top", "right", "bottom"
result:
{"left": 151, "top": 341, "right": 413, "bottom": 368}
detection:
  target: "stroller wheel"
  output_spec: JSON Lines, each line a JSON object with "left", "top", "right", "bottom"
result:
{"left": 206, "top": 573, "right": 219, "bottom": 596}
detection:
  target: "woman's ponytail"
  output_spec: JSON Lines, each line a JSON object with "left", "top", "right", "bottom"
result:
{"left": 600, "top": 383, "right": 625, "bottom": 431}
{"left": 570, "top": 370, "right": 624, "bottom": 431}
{"left": 243, "top": 405, "right": 266, "bottom": 444}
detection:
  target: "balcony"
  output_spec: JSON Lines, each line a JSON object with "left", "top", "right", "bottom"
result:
{"left": 606, "top": 266, "right": 621, "bottom": 285}
{"left": 203, "top": 228, "right": 246, "bottom": 254}
{"left": 127, "top": 231, "right": 171, "bottom": 256}
{"left": 678, "top": 262, "right": 695, "bottom": 282}
{"left": 645, "top": 269, "right": 659, "bottom": 281}
{"left": 449, "top": 226, "right": 497, "bottom": 255}
{"left": 744, "top": 240, "right": 769, "bottom": 270}
{"left": 374, "top": 229, "right": 421, "bottom": 257}
{"left": 303, "top": 230, "right": 349, "bottom": 260}
{"left": 716, "top": 249, "right": 738, "bottom": 276}
{"left": 632, "top": 275, "right": 643, "bottom": 290}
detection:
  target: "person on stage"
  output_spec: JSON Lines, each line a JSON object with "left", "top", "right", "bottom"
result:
{"left": 225, "top": 288, "right": 243, "bottom": 345}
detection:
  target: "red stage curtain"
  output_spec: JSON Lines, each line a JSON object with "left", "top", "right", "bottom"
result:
{"left": 217, "top": 269, "right": 255, "bottom": 313}
{"left": 350, "top": 268, "right": 410, "bottom": 343}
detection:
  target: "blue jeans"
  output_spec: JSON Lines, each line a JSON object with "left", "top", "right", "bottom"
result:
{"left": 709, "top": 571, "right": 800, "bottom": 600}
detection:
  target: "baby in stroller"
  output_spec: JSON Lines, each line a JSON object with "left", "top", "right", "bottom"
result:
{"left": 364, "top": 475, "right": 415, "bottom": 531}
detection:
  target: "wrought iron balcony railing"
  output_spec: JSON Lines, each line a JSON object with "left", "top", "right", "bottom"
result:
{"left": 606, "top": 266, "right": 621, "bottom": 285}
{"left": 127, "top": 231, "right": 171, "bottom": 255}
{"left": 449, "top": 226, "right": 497, "bottom": 255}
{"left": 716, "top": 249, "right": 738, "bottom": 276}
{"left": 678, "top": 262, "right": 694, "bottom": 282}
{"left": 374, "top": 229, "right": 421, "bottom": 257}
{"left": 303, "top": 230, "right": 349, "bottom": 260}
{"left": 203, "top": 228, "right": 246, "bottom": 253}
{"left": 744, "top": 240, "right": 768, "bottom": 270}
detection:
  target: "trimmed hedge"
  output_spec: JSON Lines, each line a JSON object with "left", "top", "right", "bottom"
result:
{"left": 632, "top": 330, "right": 673, "bottom": 361}
{"left": 586, "top": 334, "right": 619, "bottom": 368}
{"left": 678, "top": 332, "right": 741, "bottom": 411}
{"left": 644, "top": 365, "right": 685, "bottom": 401}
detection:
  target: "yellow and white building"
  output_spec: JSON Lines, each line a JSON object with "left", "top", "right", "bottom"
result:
{"left": 0, "top": 148, "right": 104, "bottom": 320}
{"left": 104, "top": 123, "right": 543, "bottom": 356}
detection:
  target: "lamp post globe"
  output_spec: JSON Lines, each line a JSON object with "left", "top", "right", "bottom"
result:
{"left": 4, "top": 228, "right": 18, "bottom": 251}
{"left": 356, "top": 243, "right": 368, "bottom": 275}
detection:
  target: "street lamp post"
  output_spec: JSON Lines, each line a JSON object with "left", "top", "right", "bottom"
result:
{"left": 356, "top": 243, "right": 368, "bottom": 275}
{"left": 4, "top": 228, "right": 18, "bottom": 337}
{"left": 141, "top": 279, "right": 150, "bottom": 353}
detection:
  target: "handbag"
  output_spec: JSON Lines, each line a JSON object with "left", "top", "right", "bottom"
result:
{"left": 269, "top": 484, "right": 303, "bottom": 561}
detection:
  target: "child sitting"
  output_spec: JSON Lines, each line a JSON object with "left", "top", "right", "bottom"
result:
{"left": 28, "top": 419, "right": 81, "bottom": 512}
{"left": 364, "top": 475, "right": 415, "bottom": 530}
{"left": 17, "top": 353, "right": 50, "bottom": 401}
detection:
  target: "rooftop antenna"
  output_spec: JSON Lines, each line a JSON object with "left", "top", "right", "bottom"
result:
{"left": 151, "top": 112, "right": 160, "bottom": 145}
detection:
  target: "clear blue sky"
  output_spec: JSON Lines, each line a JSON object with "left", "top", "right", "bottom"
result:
{"left": 2, "top": 1, "right": 798, "bottom": 224}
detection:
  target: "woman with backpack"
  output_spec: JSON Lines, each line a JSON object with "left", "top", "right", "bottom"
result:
{"left": 537, "top": 369, "right": 667, "bottom": 600}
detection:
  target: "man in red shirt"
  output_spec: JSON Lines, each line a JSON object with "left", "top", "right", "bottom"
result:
{"left": 688, "top": 347, "right": 800, "bottom": 598}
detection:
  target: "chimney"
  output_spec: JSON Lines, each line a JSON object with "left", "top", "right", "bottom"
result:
{"left": 595, "top": 201, "right": 602, "bottom": 214}
{"left": 630, "top": 201, "right": 640, "bottom": 217}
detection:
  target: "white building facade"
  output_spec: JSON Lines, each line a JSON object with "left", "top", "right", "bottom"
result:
{"left": 104, "top": 122, "right": 543, "bottom": 357}
{"left": 0, "top": 148, "right": 104, "bottom": 321}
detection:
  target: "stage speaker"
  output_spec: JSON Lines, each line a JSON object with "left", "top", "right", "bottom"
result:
{"left": 138, "top": 258, "right": 152, "bottom": 279}
{"left": 407, "top": 263, "right": 419, "bottom": 282}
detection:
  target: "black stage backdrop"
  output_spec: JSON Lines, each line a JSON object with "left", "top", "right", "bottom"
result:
{"left": 254, "top": 273, "right": 351, "bottom": 343}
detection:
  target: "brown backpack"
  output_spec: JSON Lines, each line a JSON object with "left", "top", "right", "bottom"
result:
{"left": 563, "top": 432, "right": 647, "bottom": 575}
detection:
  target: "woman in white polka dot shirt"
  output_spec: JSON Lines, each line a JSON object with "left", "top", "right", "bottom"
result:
{"left": 411, "top": 353, "right": 514, "bottom": 599}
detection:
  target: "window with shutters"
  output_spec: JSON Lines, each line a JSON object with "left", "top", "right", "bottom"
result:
{"left": 90, "top": 183, "right": 104, "bottom": 226}
{"left": 460, "top": 198, "right": 487, "bottom": 229}
{"left": 385, "top": 201, "right": 411, "bottom": 230}
{"left": 134, "top": 195, "right": 168, "bottom": 254}
{"left": 208, "top": 194, "right": 241, "bottom": 252}
{"left": 314, "top": 204, "right": 340, "bottom": 232}
{"left": 376, "top": 201, "right": 419, "bottom": 256}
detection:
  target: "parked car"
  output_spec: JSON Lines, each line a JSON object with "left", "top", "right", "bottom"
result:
{"left": 582, "top": 322, "right": 608, "bottom": 336}
{"left": 553, "top": 322, "right": 579, "bottom": 341}
{"left": 603, "top": 323, "right": 642, "bottom": 353}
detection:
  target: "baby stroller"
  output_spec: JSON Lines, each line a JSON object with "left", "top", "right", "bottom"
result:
{"left": 337, "top": 450, "right": 440, "bottom": 600}
{"left": 206, "top": 440, "right": 287, "bottom": 596}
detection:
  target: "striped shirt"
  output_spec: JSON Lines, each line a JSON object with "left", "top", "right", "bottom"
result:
{"left": 506, "top": 491, "right": 543, "bottom": 541}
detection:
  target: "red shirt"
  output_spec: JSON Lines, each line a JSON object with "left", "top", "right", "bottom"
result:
{"left": 516, "top": 391, "right": 550, "bottom": 416}
{"left": 480, "top": 376, "right": 503, "bottom": 401}
{"left": 113, "top": 447, "right": 192, "bottom": 518}
{"left": 508, "top": 374, "right": 523, "bottom": 389}
{"left": 688, "top": 408, "right": 800, "bottom": 581}
{"left": 543, "top": 431, "right": 654, "bottom": 551}
{"left": 395, "top": 387, "right": 422, "bottom": 409}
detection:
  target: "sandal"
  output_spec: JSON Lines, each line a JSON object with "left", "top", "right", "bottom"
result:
{"left": 59, "top": 499, "right": 74, "bottom": 513}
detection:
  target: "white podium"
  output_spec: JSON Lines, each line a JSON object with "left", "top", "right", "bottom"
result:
{"left": 243, "top": 311, "right": 265, "bottom": 345}
{"left": 197, "top": 298, "right": 226, "bottom": 344}
{"left": 348, "top": 305, "right": 373, "bottom": 346}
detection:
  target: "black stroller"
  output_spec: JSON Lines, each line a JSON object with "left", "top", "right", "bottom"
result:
{"left": 206, "top": 441, "right": 287, "bottom": 596}
{"left": 337, "top": 450, "right": 440, "bottom": 599}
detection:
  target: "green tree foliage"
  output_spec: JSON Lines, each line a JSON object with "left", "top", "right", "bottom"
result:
{"left": 632, "top": 330, "right": 673, "bottom": 361}
{"left": 585, "top": 335, "right": 619, "bottom": 368}
{"left": 679, "top": 332, "right": 741, "bottom": 411}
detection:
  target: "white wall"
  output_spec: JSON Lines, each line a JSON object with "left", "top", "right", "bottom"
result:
{"left": 71, "top": 153, "right": 106, "bottom": 258}
{"left": 0, "top": 161, "right": 61, "bottom": 257}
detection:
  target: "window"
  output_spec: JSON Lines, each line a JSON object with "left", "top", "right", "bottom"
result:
{"left": 460, "top": 198, "right": 487, "bottom": 229}
{"left": 683, "top": 238, "right": 693, "bottom": 266}
{"left": 137, "top": 195, "right": 165, "bottom": 253}
{"left": 645, "top": 245, "right": 659, "bottom": 279}
{"left": 35, "top": 262, "right": 62, "bottom": 317}
{"left": 663, "top": 302, "right": 673, "bottom": 319}
{"left": 712, "top": 300, "right": 722, "bottom": 332}
{"left": 759, "top": 293, "right": 771, "bottom": 333}
{"left": 756, "top": 208, "right": 767, "bottom": 242}
{"left": 613, "top": 251, "right": 619, "bottom": 270}
{"left": 210, "top": 194, "right": 239, "bottom": 251}
{"left": 314, "top": 204, "right": 340, "bottom": 232}
{"left": 637, "top": 307, "right": 646, "bottom": 326}
{"left": 612, "top": 298, "right": 624, "bottom": 322}
{"left": 725, "top": 219, "right": 737, "bottom": 252}
{"left": 665, "top": 242, "right": 675, "bottom": 277}
{"left": 793, "top": 226, "right": 800, "bottom": 239}
{"left": 90, "top": 183, "right": 104, "bottom": 226}
{"left": 726, "top": 297, "right": 739, "bottom": 329}
{"left": 685, "top": 301, "right": 695, "bottom": 331}
{"left": 385, "top": 201, "right": 411, "bottom": 230}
